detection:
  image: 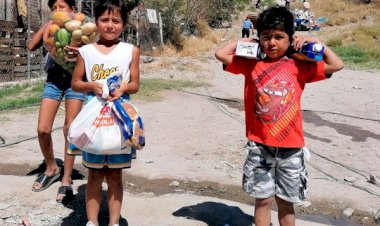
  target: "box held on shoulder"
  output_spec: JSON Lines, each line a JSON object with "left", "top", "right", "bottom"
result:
{"left": 235, "top": 41, "right": 261, "bottom": 59}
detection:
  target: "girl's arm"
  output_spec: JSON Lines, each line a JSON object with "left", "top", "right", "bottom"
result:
{"left": 109, "top": 46, "right": 140, "bottom": 101}
{"left": 292, "top": 35, "right": 344, "bottom": 75}
{"left": 27, "top": 25, "right": 45, "bottom": 51}
{"left": 71, "top": 54, "right": 103, "bottom": 95}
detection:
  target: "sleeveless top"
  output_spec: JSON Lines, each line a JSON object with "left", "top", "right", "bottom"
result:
{"left": 78, "top": 42, "right": 133, "bottom": 83}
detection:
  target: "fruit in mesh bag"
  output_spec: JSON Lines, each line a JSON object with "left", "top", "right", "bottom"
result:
{"left": 43, "top": 12, "right": 98, "bottom": 73}
{"left": 73, "top": 12, "right": 86, "bottom": 22}
{"left": 56, "top": 28, "right": 71, "bottom": 47}
{"left": 48, "top": 24, "right": 60, "bottom": 36}
{"left": 51, "top": 11, "right": 71, "bottom": 27}
{"left": 64, "top": 20, "right": 82, "bottom": 32}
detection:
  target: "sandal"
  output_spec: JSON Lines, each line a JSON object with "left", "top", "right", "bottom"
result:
{"left": 56, "top": 185, "right": 74, "bottom": 203}
{"left": 32, "top": 169, "right": 61, "bottom": 192}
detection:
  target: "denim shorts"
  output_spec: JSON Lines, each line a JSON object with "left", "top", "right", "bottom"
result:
{"left": 242, "top": 141, "right": 308, "bottom": 203}
{"left": 42, "top": 82, "right": 85, "bottom": 101}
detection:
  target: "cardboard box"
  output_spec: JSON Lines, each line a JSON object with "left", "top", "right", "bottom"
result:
{"left": 235, "top": 41, "right": 260, "bottom": 59}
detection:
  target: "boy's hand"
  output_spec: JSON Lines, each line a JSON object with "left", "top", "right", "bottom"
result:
{"left": 292, "top": 34, "right": 322, "bottom": 51}
{"left": 241, "top": 37, "right": 257, "bottom": 43}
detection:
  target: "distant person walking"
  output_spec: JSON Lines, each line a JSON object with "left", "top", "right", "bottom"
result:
{"left": 285, "top": 0, "right": 291, "bottom": 9}
{"left": 242, "top": 17, "right": 254, "bottom": 38}
{"left": 256, "top": 0, "right": 261, "bottom": 8}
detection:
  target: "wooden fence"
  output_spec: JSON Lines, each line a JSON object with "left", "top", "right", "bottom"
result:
{"left": 0, "top": 0, "right": 44, "bottom": 83}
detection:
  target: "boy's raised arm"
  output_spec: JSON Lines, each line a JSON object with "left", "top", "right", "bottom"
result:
{"left": 215, "top": 38, "right": 257, "bottom": 66}
{"left": 215, "top": 40, "right": 238, "bottom": 66}
{"left": 293, "top": 35, "right": 344, "bottom": 75}
{"left": 321, "top": 44, "right": 344, "bottom": 75}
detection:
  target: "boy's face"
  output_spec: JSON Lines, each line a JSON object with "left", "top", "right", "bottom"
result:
{"left": 51, "top": 0, "right": 74, "bottom": 12}
{"left": 259, "top": 29, "right": 290, "bottom": 59}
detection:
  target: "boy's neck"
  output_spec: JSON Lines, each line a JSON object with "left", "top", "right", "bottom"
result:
{"left": 263, "top": 56, "right": 286, "bottom": 63}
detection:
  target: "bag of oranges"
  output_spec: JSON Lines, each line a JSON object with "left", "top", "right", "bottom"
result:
{"left": 43, "top": 11, "right": 98, "bottom": 73}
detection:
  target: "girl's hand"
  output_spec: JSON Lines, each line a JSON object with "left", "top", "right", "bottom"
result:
{"left": 91, "top": 82, "right": 103, "bottom": 97}
{"left": 108, "top": 88, "right": 124, "bottom": 102}
{"left": 64, "top": 46, "right": 79, "bottom": 57}
{"left": 292, "top": 34, "right": 322, "bottom": 51}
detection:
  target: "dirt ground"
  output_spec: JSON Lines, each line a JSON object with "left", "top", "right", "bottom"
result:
{"left": 0, "top": 23, "right": 380, "bottom": 226}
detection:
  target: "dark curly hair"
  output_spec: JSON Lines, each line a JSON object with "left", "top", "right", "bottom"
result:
{"left": 256, "top": 6, "right": 294, "bottom": 41}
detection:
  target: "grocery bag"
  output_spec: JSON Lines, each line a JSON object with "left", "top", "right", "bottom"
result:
{"left": 68, "top": 96, "right": 131, "bottom": 155}
{"left": 113, "top": 99, "right": 145, "bottom": 150}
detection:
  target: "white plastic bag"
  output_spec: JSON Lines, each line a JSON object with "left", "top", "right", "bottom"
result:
{"left": 68, "top": 96, "right": 131, "bottom": 155}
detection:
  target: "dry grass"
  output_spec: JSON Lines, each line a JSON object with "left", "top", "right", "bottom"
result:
{"left": 156, "top": 23, "right": 228, "bottom": 58}
{"left": 292, "top": 0, "right": 380, "bottom": 68}
{"left": 292, "top": 0, "right": 380, "bottom": 26}
{"left": 151, "top": 0, "right": 380, "bottom": 69}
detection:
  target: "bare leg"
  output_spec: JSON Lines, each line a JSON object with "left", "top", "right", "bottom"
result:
{"left": 276, "top": 196, "right": 295, "bottom": 226}
{"left": 33, "top": 98, "right": 61, "bottom": 190}
{"left": 86, "top": 169, "right": 105, "bottom": 225}
{"left": 57, "top": 99, "right": 83, "bottom": 201}
{"left": 254, "top": 197, "right": 274, "bottom": 226}
{"left": 105, "top": 168, "right": 123, "bottom": 226}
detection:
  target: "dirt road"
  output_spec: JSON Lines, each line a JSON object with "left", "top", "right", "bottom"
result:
{"left": 0, "top": 52, "right": 379, "bottom": 225}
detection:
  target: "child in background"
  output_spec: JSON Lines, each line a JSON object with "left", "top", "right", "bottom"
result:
{"left": 215, "top": 6, "right": 343, "bottom": 226}
{"left": 27, "top": 0, "right": 85, "bottom": 203}
{"left": 71, "top": 0, "right": 140, "bottom": 225}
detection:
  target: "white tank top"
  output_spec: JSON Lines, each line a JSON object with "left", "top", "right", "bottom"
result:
{"left": 78, "top": 42, "right": 133, "bottom": 82}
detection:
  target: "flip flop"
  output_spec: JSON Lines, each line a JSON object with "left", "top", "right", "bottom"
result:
{"left": 56, "top": 185, "right": 74, "bottom": 203}
{"left": 32, "top": 169, "right": 61, "bottom": 192}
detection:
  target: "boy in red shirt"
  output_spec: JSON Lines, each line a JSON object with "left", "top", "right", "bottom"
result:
{"left": 215, "top": 6, "right": 343, "bottom": 226}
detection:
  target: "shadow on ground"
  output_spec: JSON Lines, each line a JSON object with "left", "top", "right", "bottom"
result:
{"left": 61, "top": 184, "right": 129, "bottom": 226}
{"left": 172, "top": 201, "right": 254, "bottom": 226}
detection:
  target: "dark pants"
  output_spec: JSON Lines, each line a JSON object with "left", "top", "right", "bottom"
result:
{"left": 285, "top": 2, "right": 290, "bottom": 9}
{"left": 242, "top": 28, "right": 250, "bottom": 38}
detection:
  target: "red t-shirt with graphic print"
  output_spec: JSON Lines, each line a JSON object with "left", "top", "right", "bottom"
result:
{"left": 225, "top": 56, "right": 326, "bottom": 148}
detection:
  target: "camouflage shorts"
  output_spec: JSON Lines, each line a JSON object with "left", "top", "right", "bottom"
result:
{"left": 242, "top": 141, "right": 308, "bottom": 203}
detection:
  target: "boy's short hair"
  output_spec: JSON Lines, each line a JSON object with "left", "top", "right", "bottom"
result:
{"left": 95, "top": 0, "right": 129, "bottom": 25}
{"left": 48, "top": 0, "right": 76, "bottom": 9}
{"left": 256, "top": 6, "right": 294, "bottom": 40}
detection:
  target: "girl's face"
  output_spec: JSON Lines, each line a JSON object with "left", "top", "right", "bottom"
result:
{"left": 259, "top": 29, "right": 290, "bottom": 60}
{"left": 96, "top": 8, "right": 124, "bottom": 43}
{"left": 51, "top": 0, "right": 74, "bottom": 13}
